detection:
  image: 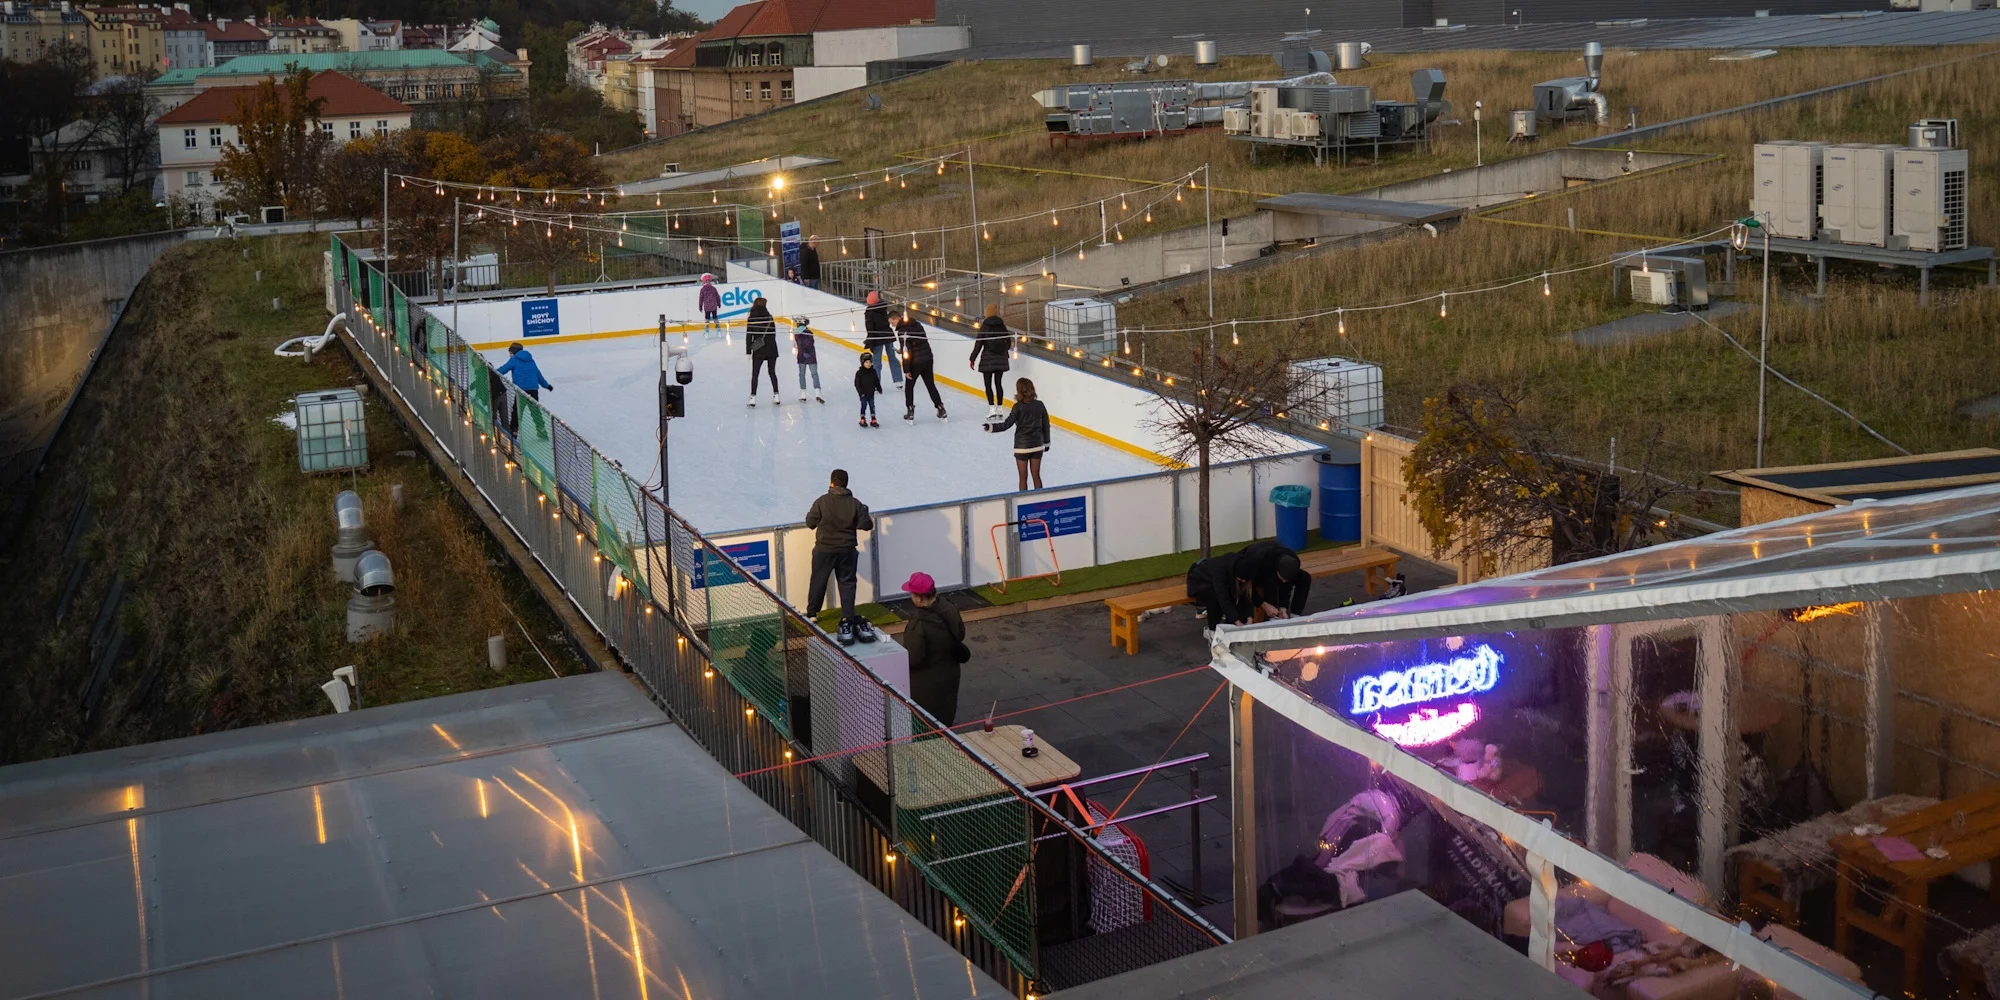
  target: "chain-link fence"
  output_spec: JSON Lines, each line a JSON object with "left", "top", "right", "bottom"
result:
{"left": 330, "top": 233, "right": 1228, "bottom": 995}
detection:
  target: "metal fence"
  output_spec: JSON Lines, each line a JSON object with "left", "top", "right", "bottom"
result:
{"left": 330, "top": 233, "right": 1228, "bottom": 995}
{"left": 821, "top": 255, "right": 945, "bottom": 302}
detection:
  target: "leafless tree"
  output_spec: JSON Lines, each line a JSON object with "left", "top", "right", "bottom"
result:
{"left": 1140, "top": 319, "right": 1334, "bottom": 558}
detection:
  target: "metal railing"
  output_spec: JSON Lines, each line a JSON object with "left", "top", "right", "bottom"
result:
{"left": 330, "top": 233, "right": 1228, "bottom": 995}
{"left": 821, "top": 255, "right": 945, "bottom": 302}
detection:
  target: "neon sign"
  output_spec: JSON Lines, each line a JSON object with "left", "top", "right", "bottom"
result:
{"left": 1349, "top": 644, "right": 1503, "bottom": 716}
{"left": 1373, "top": 702, "right": 1480, "bottom": 747}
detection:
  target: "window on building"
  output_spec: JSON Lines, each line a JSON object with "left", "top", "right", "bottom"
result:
{"left": 183, "top": 127, "right": 196, "bottom": 148}
{"left": 747, "top": 50, "right": 759, "bottom": 66}
{"left": 423, "top": 82, "right": 437, "bottom": 100}
{"left": 386, "top": 85, "right": 402, "bottom": 98}
{"left": 742, "top": 81, "right": 752, "bottom": 100}
{"left": 69, "top": 158, "right": 91, "bottom": 173}
{"left": 319, "top": 121, "right": 333, "bottom": 135}
{"left": 349, "top": 120, "right": 361, "bottom": 139}
{"left": 208, "top": 127, "right": 222, "bottom": 147}
{"left": 375, "top": 120, "right": 389, "bottom": 136}
{"left": 767, "top": 44, "right": 783, "bottom": 66}
{"left": 759, "top": 80, "right": 770, "bottom": 101}
{"left": 780, "top": 79, "right": 792, "bottom": 100}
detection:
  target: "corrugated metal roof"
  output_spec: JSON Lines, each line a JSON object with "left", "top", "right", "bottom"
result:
{"left": 0, "top": 673, "right": 1009, "bottom": 1000}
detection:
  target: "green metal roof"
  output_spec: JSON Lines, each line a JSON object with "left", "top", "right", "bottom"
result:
{"left": 150, "top": 66, "right": 203, "bottom": 85}
{"left": 186, "top": 49, "right": 520, "bottom": 78}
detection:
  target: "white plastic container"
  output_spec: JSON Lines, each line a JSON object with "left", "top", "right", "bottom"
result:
{"left": 296, "top": 388, "right": 369, "bottom": 473}
{"left": 1043, "top": 298, "right": 1117, "bottom": 352}
{"left": 1290, "top": 357, "right": 1384, "bottom": 430}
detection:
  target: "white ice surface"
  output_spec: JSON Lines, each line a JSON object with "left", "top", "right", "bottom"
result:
{"left": 482, "top": 331, "right": 1168, "bottom": 534}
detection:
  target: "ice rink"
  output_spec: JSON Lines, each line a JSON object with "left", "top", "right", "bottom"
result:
{"left": 479, "top": 329, "right": 1169, "bottom": 534}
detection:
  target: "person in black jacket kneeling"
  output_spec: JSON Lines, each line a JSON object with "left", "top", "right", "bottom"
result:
{"left": 985, "top": 377, "right": 1050, "bottom": 490}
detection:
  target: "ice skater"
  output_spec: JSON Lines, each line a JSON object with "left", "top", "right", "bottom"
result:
{"left": 854, "top": 351, "right": 882, "bottom": 428}
{"left": 698, "top": 273, "right": 722, "bottom": 338}
{"left": 970, "top": 303, "right": 1011, "bottom": 420}
{"left": 792, "top": 316, "right": 823, "bottom": 402}
{"left": 799, "top": 235, "right": 822, "bottom": 290}
{"left": 985, "top": 377, "right": 1050, "bottom": 491}
{"left": 744, "top": 295, "right": 781, "bottom": 406}
{"left": 496, "top": 342, "right": 553, "bottom": 436}
{"left": 897, "top": 310, "right": 944, "bottom": 422}
{"left": 863, "top": 291, "right": 903, "bottom": 386}
{"left": 804, "top": 468, "right": 876, "bottom": 645}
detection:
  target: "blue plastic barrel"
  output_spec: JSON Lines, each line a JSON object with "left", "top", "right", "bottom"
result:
{"left": 1269, "top": 484, "right": 1311, "bottom": 550}
{"left": 1315, "top": 451, "right": 1362, "bottom": 543}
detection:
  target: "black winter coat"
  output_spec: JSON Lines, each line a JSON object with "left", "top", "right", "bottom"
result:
{"left": 989, "top": 399, "right": 1050, "bottom": 453}
{"left": 799, "top": 244, "right": 821, "bottom": 281}
{"left": 970, "top": 315, "right": 1011, "bottom": 373}
{"left": 744, "top": 303, "right": 778, "bottom": 360}
{"left": 902, "top": 601, "right": 966, "bottom": 725}
{"left": 863, "top": 302, "right": 895, "bottom": 347}
{"left": 1185, "top": 551, "right": 1247, "bottom": 624}
{"left": 897, "top": 318, "right": 933, "bottom": 367}
{"left": 854, "top": 363, "right": 882, "bottom": 397}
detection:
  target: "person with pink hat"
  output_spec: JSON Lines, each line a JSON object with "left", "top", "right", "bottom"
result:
{"left": 900, "top": 571, "right": 969, "bottom": 725}
{"left": 862, "top": 290, "right": 903, "bottom": 386}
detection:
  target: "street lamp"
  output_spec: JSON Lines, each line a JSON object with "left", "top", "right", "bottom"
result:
{"left": 1474, "top": 100, "right": 1483, "bottom": 167}
{"left": 1734, "top": 215, "right": 1771, "bottom": 466}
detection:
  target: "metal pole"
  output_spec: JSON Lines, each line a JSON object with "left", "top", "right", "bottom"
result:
{"left": 967, "top": 145, "right": 983, "bottom": 313}
{"left": 1189, "top": 766, "right": 1202, "bottom": 907}
{"left": 659, "top": 314, "right": 671, "bottom": 511}
{"left": 451, "top": 198, "right": 461, "bottom": 351}
{"left": 1755, "top": 227, "right": 1770, "bottom": 467}
{"left": 381, "top": 167, "right": 389, "bottom": 261}
{"left": 1203, "top": 164, "right": 1214, "bottom": 319}
{"left": 1099, "top": 198, "right": 1108, "bottom": 246}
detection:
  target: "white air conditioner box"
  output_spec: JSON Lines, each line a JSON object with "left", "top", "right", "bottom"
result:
{"left": 1892, "top": 147, "right": 1969, "bottom": 252}
{"left": 1750, "top": 140, "right": 1825, "bottom": 239}
{"left": 1629, "top": 269, "right": 1677, "bottom": 306}
{"left": 1820, "top": 144, "right": 1897, "bottom": 247}
{"left": 1292, "top": 112, "right": 1323, "bottom": 139}
{"left": 1222, "top": 106, "right": 1251, "bottom": 134}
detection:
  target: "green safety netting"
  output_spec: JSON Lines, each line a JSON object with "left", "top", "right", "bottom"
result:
{"left": 425, "top": 315, "right": 449, "bottom": 383}
{"left": 702, "top": 569, "right": 788, "bottom": 733}
{"left": 591, "top": 452, "right": 646, "bottom": 590}
{"left": 738, "top": 207, "right": 763, "bottom": 249}
{"left": 348, "top": 253, "right": 363, "bottom": 309}
{"left": 891, "top": 714, "right": 1038, "bottom": 972}
{"left": 392, "top": 287, "right": 411, "bottom": 353}
{"left": 470, "top": 356, "right": 493, "bottom": 433}
{"left": 367, "top": 269, "right": 385, "bottom": 326}
{"left": 514, "top": 393, "right": 558, "bottom": 496}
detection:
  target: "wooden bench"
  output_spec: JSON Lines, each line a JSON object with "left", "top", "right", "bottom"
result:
{"left": 1104, "top": 545, "right": 1402, "bottom": 655}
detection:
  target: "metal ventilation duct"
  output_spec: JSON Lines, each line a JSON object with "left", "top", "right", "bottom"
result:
{"left": 330, "top": 490, "right": 375, "bottom": 583}
{"left": 1532, "top": 41, "right": 1608, "bottom": 125}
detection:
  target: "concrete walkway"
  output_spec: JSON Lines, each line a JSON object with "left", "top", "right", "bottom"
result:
{"left": 1569, "top": 300, "right": 1747, "bottom": 346}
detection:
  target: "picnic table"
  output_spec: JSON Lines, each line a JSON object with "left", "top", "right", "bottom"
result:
{"left": 1832, "top": 782, "right": 2000, "bottom": 989}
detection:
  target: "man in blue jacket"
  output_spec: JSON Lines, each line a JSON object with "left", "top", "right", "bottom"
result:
{"left": 496, "top": 342, "right": 553, "bottom": 435}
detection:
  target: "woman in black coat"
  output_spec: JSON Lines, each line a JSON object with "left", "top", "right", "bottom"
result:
{"left": 899, "top": 572, "right": 966, "bottom": 725}
{"left": 862, "top": 291, "right": 902, "bottom": 385}
{"left": 987, "top": 377, "right": 1051, "bottom": 491}
{"left": 897, "top": 312, "right": 944, "bottom": 421}
{"left": 745, "top": 296, "right": 780, "bottom": 406}
{"left": 968, "top": 303, "right": 1012, "bottom": 418}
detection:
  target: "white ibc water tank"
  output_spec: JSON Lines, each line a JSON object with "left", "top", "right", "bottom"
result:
{"left": 1289, "top": 357, "right": 1384, "bottom": 431}
{"left": 1044, "top": 298, "right": 1117, "bottom": 352}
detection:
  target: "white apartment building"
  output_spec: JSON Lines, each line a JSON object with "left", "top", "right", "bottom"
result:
{"left": 157, "top": 70, "right": 410, "bottom": 213}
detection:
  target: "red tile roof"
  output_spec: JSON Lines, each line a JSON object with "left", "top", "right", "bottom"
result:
{"left": 157, "top": 71, "right": 411, "bottom": 125}
{"left": 204, "top": 19, "right": 270, "bottom": 42}
{"left": 700, "top": 0, "right": 933, "bottom": 40}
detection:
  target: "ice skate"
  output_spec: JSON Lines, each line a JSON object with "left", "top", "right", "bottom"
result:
{"left": 869, "top": 416, "right": 879, "bottom": 427}
{"left": 858, "top": 417, "right": 867, "bottom": 428}
{"left": 747, "top": 394, "right": 757, "bottom": 407}
{"left": 800, "top": 390, "right": 808, "bottom": 401}
{"left": 815, "top": 392, "right": 824, "bottom": 403}
{"left": 936, "top": 406, "right": 948, "bottom": 422}
{"left": 903, "top": 407, "right": 915, "bottom": 423}
{"left": 771, "top": 393, "right": 782, "bottom": 406}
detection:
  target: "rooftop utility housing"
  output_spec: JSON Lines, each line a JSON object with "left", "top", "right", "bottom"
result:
{"left": 1532, "top": 41, "right": 1609, "bottom": 125}
{"left": 1223, "top": 68, "right": 1449, "bottom": 167}
{"left": 1036, "top": 78, "right": 1259, "bottom": 142}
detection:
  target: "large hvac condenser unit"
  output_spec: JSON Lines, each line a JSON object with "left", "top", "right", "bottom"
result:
{"left": 1820, "top": 144, "right": 1897, "bottom": 247}
{"left": 1892, "top": 147, "right": 1970, "bottom": 252}
{"left": 1750, "top": 141, "right": 1825, "bottom": 239}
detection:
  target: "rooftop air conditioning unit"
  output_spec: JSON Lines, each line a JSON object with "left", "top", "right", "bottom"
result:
{"left": 1750, "top": 140, "right": 1825, "bottom": 239}
{"left": 1892, "top": 147, "right": 1969, "bottom": 252}
{"left": 1222, "top": 106, "right": 1251, "bottom": 134}
{"left": 1292, "top": 112, "right": 1323, "bottom": 139}
{"left": 1629, "top": 269, "right": 1677, "bottom": 306}
{"left": 1820, "top": 144, "right": 1896, "bottom": 247}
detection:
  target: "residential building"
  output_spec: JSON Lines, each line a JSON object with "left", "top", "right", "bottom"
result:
{"left": 160, "top": 7, "right": 208, "bottom": 69}
{"left": 263, "top": 16, "right": 341, "bottom": 55}
{"left": 446, "top": 17, "right": 499, "bottom": 54}
{"left": 663, "top": 0, "right": 936, "bottom": 128}
{"left": 792, "top": 24, "right": 966, "bottom": 102}
{"left": 148, "top": 49, "right": 527, "bottom": 127}
{"left": 82, "top": 5, "right": 166, "bottom": 79}
{"left": 637, "top": 43, "right": 695, "bottom": 138}
{"left": 322, "top": 17, "right": 402, "bottom": 52}
{"left": 30, "top": 118, "right": 154, "bottom": 199}
{"left": 566, "top": 24, "right": 635, "bottom": 89}
{"left": 156, "top": 69, "right": 410, "bottom": 214}
{"left": 204, "top": 17, "right": 270, "bottom": 65}
{"left": 0, "top": 2, "right": 89, "bottom": 63}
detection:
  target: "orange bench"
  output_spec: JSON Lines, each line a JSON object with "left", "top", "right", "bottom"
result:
{"left": 1104, "top": 546, "right": 1402, "bottom": 655}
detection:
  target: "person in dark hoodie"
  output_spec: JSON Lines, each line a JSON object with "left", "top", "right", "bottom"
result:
{"left": 862, "top": 291, "right": 903, "bottom": 386}
{"left": 744, "top": 295, "right": 780, "bottom": 407}
{"left": 897, "top": 310, "right": 945, "bottom": 422}
{"left": 1185, "top": 549, "right": 1253, "bottom": 631}
{"left": 969, "top": 302, "right": 1012, "bottom": 420}
{"left": 791, "top": 316, "right": 823, "bottom": 403}
{"left": 984, "top": 377, "right": 1050, "bottom": 490}
{"left": 899, "top": 571, "right": 967, "bottom": 725}
{"left": 854, "top": 351, "right": 881, "bottom": 428}
{"left": 1236, "top": 538, "right": 1312, "bottom": 619}
{"left": 799, "top": 235, "right": 822, "bottom": 289}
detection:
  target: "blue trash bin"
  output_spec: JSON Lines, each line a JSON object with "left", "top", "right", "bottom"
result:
{"left": 1269, "top": 484, "right": 1312, "bottom": 550}
{"left": 1315, "top": 451, "right": 1362, "bottom": 543}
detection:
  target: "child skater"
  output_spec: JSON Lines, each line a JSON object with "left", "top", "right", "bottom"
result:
{"left": 698, "top": 273, "right": 722, "bottom": 339}
{"left": 854, "top": 351, "right": 882, "bottom": 428}
{"left": 793, "top": 316, "right": 823, "bottom": 402}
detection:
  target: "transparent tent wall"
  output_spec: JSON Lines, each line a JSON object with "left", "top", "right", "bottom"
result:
{"left": 1237, "top": 589, "right": 2000, "bottom": 995}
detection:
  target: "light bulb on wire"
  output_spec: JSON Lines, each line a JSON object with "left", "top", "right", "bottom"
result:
{"left": 1231, "top": 320, "right": 1239, "bottom": 346}
{"left": 1543, "top": 273, "right": 1551, "bottom": 296}
{"left": 1439, "top": 293, "right": 1447, "bottom": 319}
{"left": 1337, "top": 309, "right": 1345, "bottom": 335}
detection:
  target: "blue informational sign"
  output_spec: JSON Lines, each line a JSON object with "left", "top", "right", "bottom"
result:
{"left": 690, "top": 539, "right": 772, "bottom": 589}
{"left": 1017, "top": 495, "right": 1088, "bottom": 541}
{"left": 780, "top": 221, "right": 802, "bottom": 281}
{"left": 521, "top": 298, "right": 560, "bottom": 338}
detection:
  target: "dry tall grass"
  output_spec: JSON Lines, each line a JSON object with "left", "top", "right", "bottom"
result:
{"left": 599, "top": 48, "right": 1961, "bottom": 278}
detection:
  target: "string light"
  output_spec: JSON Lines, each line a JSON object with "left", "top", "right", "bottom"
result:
{"left": 1051, "top": 210, "right": 1059, "bottom": 227}
{"left": 1145, "top": 210, "right": 1152, "bottom": 223}
{"left": 1120, "top": 196, "right": 1128, "bottom": 211}
{"left": 1543, "top": 272, "right": 1551, "bottom": 296}
{"left": 1337, "top": 308, "right": 1345, "bottom": 335}
{"left": 818, "top": 197, "right": 824, "bottom": 211}
{"left": 1439, "top": 292, "right": 1447, "bottom": 318}
{"left": 1231, "top": 319, "right": 1239, "bottom": 346}
{"left": 1115, "top": 227, "right": 1123, "bottom": 241}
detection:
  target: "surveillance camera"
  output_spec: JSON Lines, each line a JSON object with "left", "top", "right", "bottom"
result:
{"left": 674, "top": 353, "right": 694, "bottom": 385}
